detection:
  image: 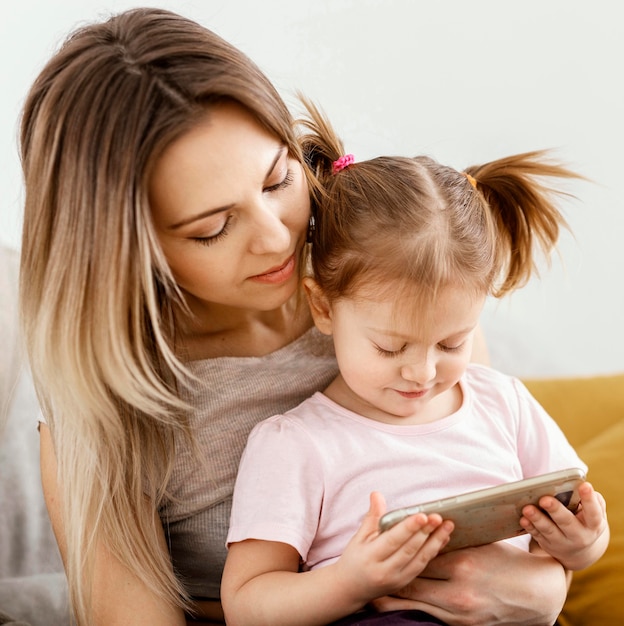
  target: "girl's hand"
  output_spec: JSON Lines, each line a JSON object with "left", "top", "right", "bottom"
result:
{"left": 223, "top": 491, "right": 453, "bottom": 626}
{"left": 334, "top": 491, "right": 453, "bottom": 605}
{"left": 520, "top": 481, "right": 609, "bottom": 570}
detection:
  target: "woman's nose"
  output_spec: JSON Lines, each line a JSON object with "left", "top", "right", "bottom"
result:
{"left": 248, "top": 201, "right": 291, "bottom": 254}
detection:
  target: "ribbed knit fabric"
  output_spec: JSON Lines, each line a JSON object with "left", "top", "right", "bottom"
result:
{"left": 162, "top": 327, "right": 338, "bottom": 598}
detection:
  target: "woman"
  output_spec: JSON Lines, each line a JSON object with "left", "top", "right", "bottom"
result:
{"left": 19, "top": 7, "right": 569, "bottom": 625}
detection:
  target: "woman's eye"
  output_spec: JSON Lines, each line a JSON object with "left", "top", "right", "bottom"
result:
{"left": 264, "top": 169, "right": 294, "bottom": 193}
{"left": 375, "top": 344, "right": 407, "bottom": 357}
{"left": 191, "top": 216, "right": 232, "bottom": 246}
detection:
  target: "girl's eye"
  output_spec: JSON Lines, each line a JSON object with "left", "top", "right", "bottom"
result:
{"left": 264, "top": 169, "right": 294, "bottom": 193}
{"left": 438, "top": 342, "right": 464, "bottom": 353}
{"left": 191, "top": 215, "right": 233, "bottom": 246}
{"left": 375, "top": 344, "right": 408, "bottom": 357}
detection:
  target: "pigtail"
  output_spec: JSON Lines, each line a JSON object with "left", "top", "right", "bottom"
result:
{"left": 465, "top": 150, "right": 581, "bottom": 297}
{"left": 297, "top": 97, "right": 345, "bottom": 180}
{"left": 295, "top": 98, "right": 352, "bottom": 267}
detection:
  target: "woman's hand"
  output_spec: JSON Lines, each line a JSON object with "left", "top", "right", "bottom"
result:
{"left": 369, "top": 541, "right": 568, "bottom": 625}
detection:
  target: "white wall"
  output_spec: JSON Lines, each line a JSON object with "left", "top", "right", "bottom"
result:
{"left": 2, "top": 0, "right": 622, "bottom": 378}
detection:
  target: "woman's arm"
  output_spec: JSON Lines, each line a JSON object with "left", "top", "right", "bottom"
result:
{"left": 470, "top": 324, "right": 490, "bottom": 366}
{"left": 370, "top": 540, "right": 568, "bottom": 625}
{"left": 40, "top": 424, "right": 186, "bottom": 626}
{"left": 186, "top": 600, "right": 225, "bottom": 624}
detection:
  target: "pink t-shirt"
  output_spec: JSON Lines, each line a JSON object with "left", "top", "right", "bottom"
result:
{"left": 227, "top": 364, "right": 586, "bottom": 570}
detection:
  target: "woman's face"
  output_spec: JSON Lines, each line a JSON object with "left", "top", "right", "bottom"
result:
{"left": 149, "top": 102, "right": 310, "bottom": 316}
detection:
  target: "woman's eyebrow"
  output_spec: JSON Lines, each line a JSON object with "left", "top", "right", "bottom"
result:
{"left": 167, "top": 146, "right": 287, "bottom": 231}
{"left": 265, "top": 145, "right": 287, "bottom": 180}
{"left": 168, "top": 204, "right": 233, "bottom": 230}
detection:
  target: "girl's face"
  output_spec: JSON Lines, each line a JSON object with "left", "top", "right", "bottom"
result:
{"left": 310, "top": 282, "right": 485, "bottom": 425}
{"left": 149, "top": 102, "right": 310, "bottom": 317}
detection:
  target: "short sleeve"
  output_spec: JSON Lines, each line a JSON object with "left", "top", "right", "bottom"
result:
{"left": 226, "top": 414, "right": 325, "bottom": 560}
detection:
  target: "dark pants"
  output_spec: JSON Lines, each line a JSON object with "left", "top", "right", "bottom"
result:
{"left": 329, "top": 609, "right": 447, "bottom": 625}
{"left": 0, "top": 610, "right": 30, "bottom": 626}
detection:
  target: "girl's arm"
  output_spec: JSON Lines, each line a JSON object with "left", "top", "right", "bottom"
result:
{"left": 40, "top": 425, "right": 186, "bottom": 626}
{"left": 520, "top": 481, "right": 610, "bottom": 570}
{"left": 221, "top": 492, "right": 453, "bottom": 626}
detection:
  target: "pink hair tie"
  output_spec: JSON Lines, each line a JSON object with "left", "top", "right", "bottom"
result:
{"left": 332, "top": 153, "right": 355, "bottom": 174}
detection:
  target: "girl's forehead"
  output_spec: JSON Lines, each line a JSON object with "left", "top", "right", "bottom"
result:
{"left": 341, "top": 284, "right": 486, "bottom": 337}
{"left": 351, "top": 281, "right": 482, "bottom": 308}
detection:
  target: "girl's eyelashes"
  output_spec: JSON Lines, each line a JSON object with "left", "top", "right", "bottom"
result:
{"left": 438, "top": 342, "right": 465, "bottom": 353}
{"left": 375, "top": 344, "right": 408, "bottom": 357}
{"left": 374, "top": 341, "right": 466, "bottom": 356}
{"left": 264, "top": 169, "right": 294, "bottom": 193}
{"left": 191, "top": 215, "right": 233, "bottom": 246}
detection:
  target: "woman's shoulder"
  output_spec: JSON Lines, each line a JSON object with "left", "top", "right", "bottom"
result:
{"left": 181, "top": 327, "right": 338, "bottom": 432}
{"left": 465, "top": 363, "right": 515, "bottom": 384}
{"left": 463, "top": 364, "right": 540, "bottom": 419}
{"left": 463, "top": 363, "right": 524, "bottom": 400}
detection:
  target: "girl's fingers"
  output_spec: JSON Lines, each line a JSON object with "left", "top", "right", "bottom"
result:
{"left": 381, "top": 515, "right": 452, "bottom": 567}
{"left": 575, "top": 483, "right": 608, "bottom": 526}
{"left": 356, "top": 493, "right": 453, "bottom": 567}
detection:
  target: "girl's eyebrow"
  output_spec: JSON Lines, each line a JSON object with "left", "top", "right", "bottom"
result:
{"left": 369, "top": 325, "right": 477, "bottom": 340}
{"left": 167, "top": 146, "right": 287, "bottom": 231}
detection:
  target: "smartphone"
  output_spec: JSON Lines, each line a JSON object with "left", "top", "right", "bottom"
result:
{"left": 378, "top": 467, "right": 586, "bottom": 553}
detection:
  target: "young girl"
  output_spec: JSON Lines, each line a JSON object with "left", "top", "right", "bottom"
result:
{"left": 19, "top": 7, "right": 579, "bottom": 625}
{"left": 221, "top": 106, "right": 609, "bottom": 625}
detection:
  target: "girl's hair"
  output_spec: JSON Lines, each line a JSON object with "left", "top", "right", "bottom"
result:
{"left": 19, "top": 8, "right": 304, "bottom": 623}
{"left": 300, "top": 102, "right": 580, "bottom": 306}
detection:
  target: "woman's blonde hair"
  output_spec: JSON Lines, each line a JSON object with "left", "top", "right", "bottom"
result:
{"left": 19, "top": 8, "right": 304, "bottom": 623}
{"left": 300, "top": 102, "right": 580, "bottom": 306}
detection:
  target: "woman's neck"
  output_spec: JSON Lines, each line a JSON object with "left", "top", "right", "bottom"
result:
{"left": 177, "top": 294, "right": 313, "bottom": 360}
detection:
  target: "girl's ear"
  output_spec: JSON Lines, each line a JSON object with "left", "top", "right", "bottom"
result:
{"left": 302, "top": 277, "right": 333, "bottom": 335}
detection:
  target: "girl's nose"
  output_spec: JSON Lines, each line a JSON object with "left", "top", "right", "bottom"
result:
{"left": 401, "top": 357, "right": 436, "bottom": 385}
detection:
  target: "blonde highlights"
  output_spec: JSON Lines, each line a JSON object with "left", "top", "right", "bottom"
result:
{"left": 20, "top": 8, "right": 303, "bottom": 623}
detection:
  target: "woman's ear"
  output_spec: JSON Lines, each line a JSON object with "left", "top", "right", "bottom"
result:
{"left": 302, "top": 277, "right": 333, "bottom": 335}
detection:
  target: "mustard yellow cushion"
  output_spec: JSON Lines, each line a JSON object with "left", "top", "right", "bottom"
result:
{"left": 524, "top": 374, "right": 624, "bottom": 626}
{"left": 523, "top": 374, "right": 624, "bottom": 449}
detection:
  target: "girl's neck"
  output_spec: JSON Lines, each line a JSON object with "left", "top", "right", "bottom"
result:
{"left": 177, "top": 294, "right": 313, "bottom": 360}
{"left": 324, "top": 376, "right": 463, "bottom": 426}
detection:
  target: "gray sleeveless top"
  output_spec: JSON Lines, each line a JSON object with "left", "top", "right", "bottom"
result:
{"left": 161, "top": 327, "right": 337, "bottom": 599}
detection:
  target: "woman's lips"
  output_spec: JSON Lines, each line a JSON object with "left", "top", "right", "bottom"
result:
{"left": 250, "top": 254, "right": 296, "bottom": 284}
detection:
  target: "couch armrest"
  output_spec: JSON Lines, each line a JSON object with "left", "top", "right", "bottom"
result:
{"left": 523, "top": 373, "right": 624, "bottom": 626}
{"left": 523, "top": 373, "right": 624, "bottom": 449}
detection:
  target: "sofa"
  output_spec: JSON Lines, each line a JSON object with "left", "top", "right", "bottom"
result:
{"left": 524, "top": 374, "right": 624, "bottom": 626}
{"left": 0, "top": 246, "right": 68, "bottom": 626}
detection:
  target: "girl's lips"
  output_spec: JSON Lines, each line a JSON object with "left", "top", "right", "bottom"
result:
{"left": 396, "top": 389, "right": 429, "bottom": 399}
{"left": 250, "top": 254, "right": 296, "bottom": 284}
